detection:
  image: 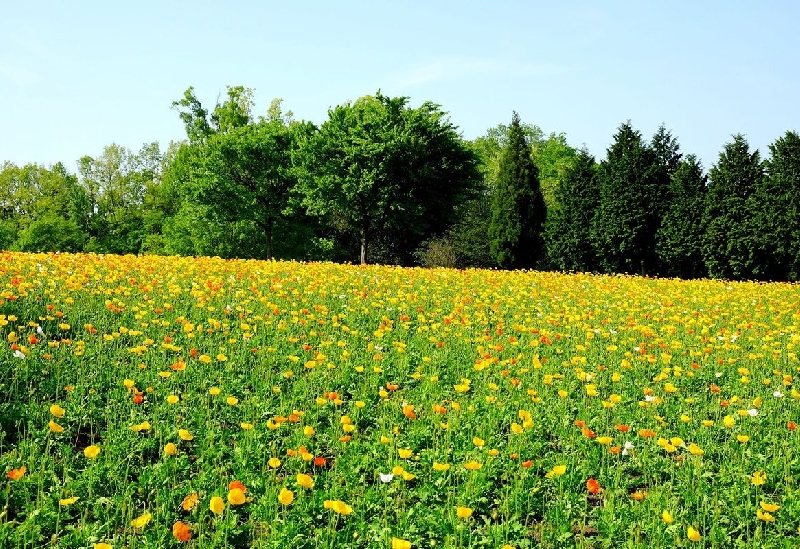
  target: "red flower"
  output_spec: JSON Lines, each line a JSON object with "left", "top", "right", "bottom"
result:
{"left": 133, "top": 393, "right": 144, "bottom": 404}
{"left": 314, "top": 456, "right": 328, "bottom": 467}
{"left": 586, "top": 478, "right": 602, "bottom": 494}
{"left": 788, "top": 421, "right": 797, "bottom": 431}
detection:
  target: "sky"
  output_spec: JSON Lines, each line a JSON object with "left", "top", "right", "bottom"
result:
{"left": 1, "top": 1, "right": 798, "bottom": 171}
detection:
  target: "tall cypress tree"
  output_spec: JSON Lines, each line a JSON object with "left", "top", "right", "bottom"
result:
{"left": 545, "top": 149, "right": 599, "bottom": 272}
{"left": 591, "top": 122, "right": 664, "bottom": 275}
{"left": 655, "top": 155, "right": 707, "bottom": 279}
{"left": 701, "top": 134, "right": 764, "bottom": 280}
{"left": 756, "top": 131, "right": 800, "bottom": 280}
{"left": 488, "top": 112, "right": 546, "bottom": 269}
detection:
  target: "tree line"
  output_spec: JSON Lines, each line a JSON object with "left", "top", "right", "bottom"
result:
{"left": 1, "top": 85, "right": 798, "bottom": 282}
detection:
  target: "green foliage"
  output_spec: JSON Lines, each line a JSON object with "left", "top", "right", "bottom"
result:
{"left": 545, "top": 149, "right": 599, "bottom": 272}
{"left": 446, "top": 195, "right": 496, "bottom": 269}
{"left": 701, "top": 135, "right": 764, "bottom": 280}
{"left": 655, "top": 155, "right": 707, "bottom": 279}
{"left": 488, "top": 112, "right": 546, "bottom": 270}
{"left": 298, "top": 91, "right": 480, "bottom": 265}
{"left": 167, "top": 88, "right": 309, "bottom": 259}
{"left": 755, "top": 131, "right": 800, "bottom": 281}
{"left": 13, "top": 216, "right": 87, "bottom": 253}
{"left": 591, "top": 122, "right": 667, "bottom": 275}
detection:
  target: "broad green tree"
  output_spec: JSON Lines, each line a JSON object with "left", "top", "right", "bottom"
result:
{"left": 591, "top": 122, "right": 665, "bottom": 275}
{"left": 488, "top": 111, "right": 547, "bottom": 269}
{"left": 545, "top": 149, "right": 599, "bottom": 272}
{"left": 298, "top": 92, "right": 480, "bottom": 265}
{"left": 655, "top": 155, "right": 707, "bottom": 279}
{"left": 168, "top": 87, "right": 309, "bottom": 259}
{"left": 701, "top": 134, "right": 764, "bottom": 279}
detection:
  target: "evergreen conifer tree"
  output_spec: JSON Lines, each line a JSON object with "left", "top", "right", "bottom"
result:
{"left": 545, "top": 149, "right": 599, "bottom": 271}
{"left": 488, "top": 112, "right": 546, "bottom": 269}
{"left": 655, "top": 155, "right": 707, "bottom": 278}
{"left": 701, "top": 134, "right": 764, "bottom": 279}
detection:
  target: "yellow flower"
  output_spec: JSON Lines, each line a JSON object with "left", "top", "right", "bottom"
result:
{"left": 723, "top": 415, "right": 736, "bottom": 428}
{"left": 59, "top": 496, "right": 80, "bottom": 506}
{"left": 50, "top": 404, "right": 66, "bottom": 418}
{"left": 49, "top": 420, "right": 65, "bottom": 433}
{"left": 131, "top": 421, "right": 150, "bottom": 432}
{"left": 131, "top": 511, "right": 152, "bottom": 528}
{"left": 167, "top": 395, "right": 179, "bottom": 405}
{"left": 83, "top": 445, "right": 101, "bottom": 459}
{"left": 210, "top": 496, "right": 225, "bottom": 514}
{"left": 278, "top": 487, "right": 294, "bottom": 505}
{"left": 226, "top": 396, "right": 238, "bottom": 406}
{"left": 94, "top": 543, "right": 113, "bottom": 549}
{"left": 297, "top": 473, "right": 314, "bottom": 488}
{"left": 324, "top": 499, "right": 353, "bottom": 515}
{"left": 268, "top": 457, "right": 282, "bottom": 468}
{"left": 456, "top": 506, "right": 473, "bottom": 519}
{"left": 178, "top": 429, "right": 193, "bottom": 441}
{"left": 545, "top": 465, "right": 567, "bottom": 479}
{"left": 391, "top": 537, "right": 412, "bottom": 549}
{"left": 164, "top": 442, "right": 178, "bottom": 456}
{"left": 736, "top": 435, "right": 750, "bottom": 443}
{"left": 303, "top": 425, "right": 315, "bottom": 436}
{"left": 472, "top": 437, "right": 485, "bottom": 447}
{"left": 687, "top": 526, "right": 701, "bottom": 542}
{"left": 751, "top": 471, "right": 767, "bottom": 486}
{"left": 511, "top": 422, "right": 523, "bottom": 434}
{"left": 209, "top": 387, "right": 220, "bottom": 395}
{"left": 228, "top": 488, "right": 246, "bottom": 505}
{"left": 433, "top": 462, "right": 451, "bottom": 471}
{"left": 463, "top": 461, "right": 482, "bottom": 471}
{"left": 398, "top": 448, "right": 413, "bottom": 459}
{"left": 596, "top": 436, "right": 613, "bottom": 445}
{"left": 760, "top": 501, "right": 780, "bottom": 512}
{"left": 756, "top": 509, "right": 775, "bottom": 522}
{"left": 661, "top": 509, "right": 674, "bottom": 524}
{"left": 687, "top": 443, "right": 704, "bottom": 456}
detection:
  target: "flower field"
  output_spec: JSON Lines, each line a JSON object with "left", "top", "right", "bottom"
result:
{"left": 1, "top": 252, "right": 799, "bottom": 548}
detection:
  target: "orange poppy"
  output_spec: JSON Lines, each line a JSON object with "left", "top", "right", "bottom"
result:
{"left": 586, "top": 478, "right": 602, "bottom": 494}
{"left": 7, "top": 466, "right": 26, "bottom": 480}
{"left": 172, "top": 521, "right": 191, "bottom": 542}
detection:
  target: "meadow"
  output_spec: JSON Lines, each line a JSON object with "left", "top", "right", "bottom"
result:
{"left": 1, "top": 252, "right": 799, "bottom": 548}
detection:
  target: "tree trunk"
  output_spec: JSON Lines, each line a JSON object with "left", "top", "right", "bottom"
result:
{"left": 265, "top": 218, "right": 273, "bottom": 259}
{"left": 360, "top": 227, "right": 367, "bottom": 265}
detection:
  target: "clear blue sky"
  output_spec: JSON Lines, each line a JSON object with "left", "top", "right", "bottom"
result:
{"left": 1, "top": 1, "right": 798, "bottom": 171}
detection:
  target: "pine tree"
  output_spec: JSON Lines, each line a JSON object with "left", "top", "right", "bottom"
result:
{"left": 655, "top": 155, "right": 707, "bottom": 279}
{"left": 701, "top": 134, "right": 764, "bottom": 280}
{"left": 545, "top": 149, "right": 599, "bottom": 272}
{"left": 488, "top": 112, "right": 546, "bottom": 269}
{"left": 591, "top": 122, "right": 665, "bottom": 275}
{"left": 756, "top": 131, "right": 800, "bottom": 280}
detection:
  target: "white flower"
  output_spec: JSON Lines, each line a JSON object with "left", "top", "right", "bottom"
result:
{"left": 379, "top": 473, "right": 394, "bottom": 483}
{"left": 715, "top": 372, "right": 723, "bottom": 378}
{"left": 645, "top": 395, "right": 657, "bottom": 402}
{"left": 622, "top": 441, "right": 634, "bottom": 455}
{"left": 773, "top": 391, "right": 784, "bottom": 398}
{"left": 13, "top": 350, "right": 26, "bottom": 359}
{"left": 37, "top": 325, "right": 44, "bottom": 336}
{"left": 747, "top": 409, "right": 758, "bottom": 417}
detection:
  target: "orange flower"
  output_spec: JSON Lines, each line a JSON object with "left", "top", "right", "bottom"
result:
{"left": 521, "top": 460, "right": 533, "bottom": 468}
{"left": 630, "top": 491, "right": 647, "bottom": 501}
{"left": 788, "top": 421, "right": 797, "bottom": 431}
{"left": 638, "top": 429, "right": 656, "bottom": 438}
{"left": 615, "top": 424, "right": 630, "bottom": 432}
{"left": 182, "top": 492, "right": 199, "bottom": 511}
{"left": 314, "top": 456, "right": 328, "bottom": 467}
{"left": 172, "top": 521, "right": 192, "bottom": 542}
{"left": 228, "top": 480, "right": 247, "bottom": 493}
{"left": 7, "top": 466, "right": 26, "bottom": 480}
{"left": 586, "top": 478, "right": 602, "bottom": 494}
